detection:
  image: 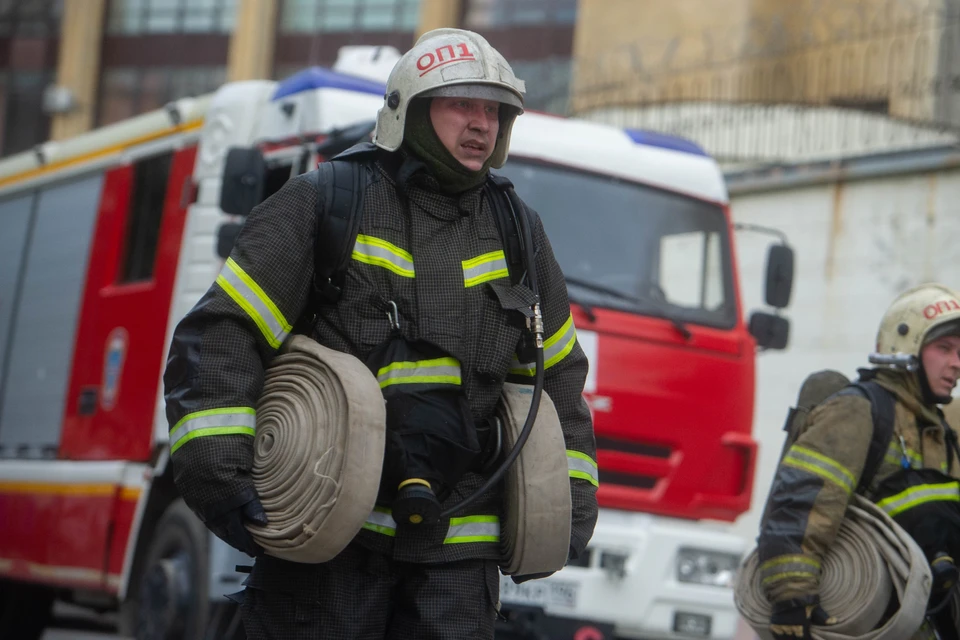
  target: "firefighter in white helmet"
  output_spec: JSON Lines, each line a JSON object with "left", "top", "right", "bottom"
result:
{"left": 757, "top": 283, "right": 960, "bottom": 640}
{"left": 163, "top": 28, "right": 598, "bottom": 639}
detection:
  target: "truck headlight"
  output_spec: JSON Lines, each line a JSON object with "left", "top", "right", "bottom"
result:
{"left": 676, "top": 548, "right": 740, "bottom": 588}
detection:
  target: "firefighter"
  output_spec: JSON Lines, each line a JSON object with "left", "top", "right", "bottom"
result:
{"left": 162, "top": 28, "right": 598, "bottom": 639}
{"left": 758, "top": 283, "right": 960, "bottom": 640}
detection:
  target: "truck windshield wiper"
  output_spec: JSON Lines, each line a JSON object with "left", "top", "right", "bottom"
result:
{"left": 564, "top": 276, "right": 692, "bottom": 340}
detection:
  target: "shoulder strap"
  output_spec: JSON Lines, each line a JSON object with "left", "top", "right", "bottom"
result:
{"left": 839, "top": 380, "right": 897, "bottom": 492}
{"left": 311, "top": 158, "right": 366, "bottom": 305}
{"left": 486, "top": 172, "right": 533, "bottom": 285}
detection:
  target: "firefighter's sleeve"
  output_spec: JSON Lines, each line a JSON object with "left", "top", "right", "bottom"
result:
{"left": 757, "top": 394, "right": 874, "bottom": 602}
{"left": 163, "top": 173, "right": 318, "bottom": 524}
{"left": 508, "top": 211, "right": 599, "bottom": 561}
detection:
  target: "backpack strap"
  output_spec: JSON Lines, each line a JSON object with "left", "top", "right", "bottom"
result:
{"left": 837, "top": 380, "right": 897, "bottom": 493}
{"left": 310, "top": 143, "right": 378, "bottom": 307}
{"left": 486, "top": 172, "right": 534, "bottom": 286}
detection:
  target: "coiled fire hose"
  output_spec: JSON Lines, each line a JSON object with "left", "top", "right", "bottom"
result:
{"left": 497, "top": 383, "right": 571, "bottom": 576}
{"left": 248, "top": 335, "right": 386, "bottom": 563}
{"left": 735, "top": 495, "right": 933, "bottom": 640}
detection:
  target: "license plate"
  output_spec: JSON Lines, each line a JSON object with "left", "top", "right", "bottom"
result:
{"left": 499, "top": 576, "right": 580, "bottom": 609}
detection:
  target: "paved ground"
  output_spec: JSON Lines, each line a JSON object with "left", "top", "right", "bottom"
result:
{"left": 42, "top": 603, "right": 128, "bottom": 640}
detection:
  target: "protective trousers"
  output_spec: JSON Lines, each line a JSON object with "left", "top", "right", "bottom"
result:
{"left": 240, "top": 542, "right": 501, "bottom": 640}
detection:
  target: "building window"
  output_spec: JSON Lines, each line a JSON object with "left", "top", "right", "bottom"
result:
{"left": 279, "top": 0, "right": 421, "bottom": 33}
{"left": 0, "top": 0, "right": 64, "bottom": 37}
{"left": 98, "top": 66, "right": 226, "bottom": 126}
{"left": 106, "top": 0, "right": 237, "bottom": 35}
{"left": 464, "top": 0, "right": 576, "bottom": 28}
{"left": 2, "top": 72, "right": 53, "bottom": 156}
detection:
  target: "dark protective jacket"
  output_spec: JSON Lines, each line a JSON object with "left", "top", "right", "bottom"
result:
{"left": 163, "top": 150, "right": 599, "bottom": 564}
{"left": 758, "top": 367, "right": 960, "bottom": 606}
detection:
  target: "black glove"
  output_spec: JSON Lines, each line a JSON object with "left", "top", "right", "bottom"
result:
{"left": 769, "top": 597, "right": 836, "bottom": 640}
{"left": 511, "top": 571, "right": 554, "bottom": 585}
{"left": 205, "top": 488, "right": 268, "bottom": 557}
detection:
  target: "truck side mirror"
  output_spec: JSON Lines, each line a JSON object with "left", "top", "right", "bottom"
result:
{"left": 220, "top": 147, "right": 266, "bottom": 216}
{"left": 749, "top": 311, "right": 790, "bottom": 350}
{"left": 216, "top": 222, "right": 244, "bottom": 259}
{"left": 764, "top": 244, "right": 794, "bottom": 309}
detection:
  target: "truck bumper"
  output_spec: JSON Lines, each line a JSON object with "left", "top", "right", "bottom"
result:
{"left": 499, "top": 510, "right": 747, "bottom": 640}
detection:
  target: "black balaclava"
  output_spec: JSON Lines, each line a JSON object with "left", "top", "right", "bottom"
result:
{"left": 401, "top": 97, "right": 499, "bottom": 195}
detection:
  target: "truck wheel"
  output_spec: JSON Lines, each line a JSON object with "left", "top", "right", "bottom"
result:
{"left": 0, "top": 581, "right": 54, "bottom": 640}
{"left": 134, "top": 498, "right": 210, "bottom": 640}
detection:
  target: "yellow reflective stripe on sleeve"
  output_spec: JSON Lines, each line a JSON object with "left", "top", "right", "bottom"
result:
{"left": 376, "top": 357, "right": 461, "bottom": 388}
{"left": 444, "top": 515, "right": 500, "bottom": 544}
{"left": 759, "top": 555, "right": 820, "bottom": 585}
{"left": 782, "top": 445, "right": 855, "bottom": 495}
{"left": 216, "top": 258, "right": 292, "bottom": 349}
{"left": 567, "top": 450, "right": 599, "bottom": 487}
{"left": 352, "top": 234, "right": 415, "bottom": 278}
{"left": 169, "top": 407, "right": 256, "bottom": 455}
{"left": 876, "top": 482, "right": 960, "bottom": 518}
{"left": 463, "top": 250, "right": 509, "bottom": 288}
{"left": 509, "top": 314, "right": 577, "bottom": 376}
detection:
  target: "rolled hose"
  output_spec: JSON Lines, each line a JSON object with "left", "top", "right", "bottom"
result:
{"left": 735, "top": 496, "right": 933, "bottom": 640}
{"left": 498, "top": 383, "right": 571, "bottom": 576}
{"left": 248, "top": 335, "right": 386, "bottom": 563}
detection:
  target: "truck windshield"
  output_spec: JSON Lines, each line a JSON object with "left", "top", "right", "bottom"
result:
{"left": 499, "top": 159, "right": 737, "bottom": 329}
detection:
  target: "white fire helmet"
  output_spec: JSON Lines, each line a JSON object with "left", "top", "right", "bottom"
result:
{"left": 373, "top": 28, "right": 526, "bottom": 168}
{"left": 872, "top": 283, "right": 960, "bottom": 367}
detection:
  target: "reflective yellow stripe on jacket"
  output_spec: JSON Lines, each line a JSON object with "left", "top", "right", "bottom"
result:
{"left": 216, "top": 258, "right": 292, "bottom": 349}
{"left": 782, "top": 445, "right": 855, "bottom": 495}
{"left": 876, "top": 482, "right": 960, "bottom": 518}
{"left": 568, "top": 450, "right": 599, "bottom": 487}
{"left": 463, "top": 250, "right": 509, "bottom": 288}
{"left": 376, "top": 357, "right": 461, "bottom": 388}
{"left": 362, "top": 509, "right": 500, "bottom": 543}
{"left": 169, "top": 407, "right": 256, "bottom": 454}
{"left": 352, "top": 234, "right": 414, "bottom": 278}
{"left": 510, "top": 314, "right": 577, "bottom": 375}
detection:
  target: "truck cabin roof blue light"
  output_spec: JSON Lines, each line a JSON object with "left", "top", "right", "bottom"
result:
{"left": 272, "top": 67, "right": 386, "bottom": 101}
{"left": 625, "top": 128, "right": 707, "bottom": 157}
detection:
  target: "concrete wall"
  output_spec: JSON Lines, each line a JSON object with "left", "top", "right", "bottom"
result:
{"left": 724, "top": 147, "right": 960, "bottom": 544}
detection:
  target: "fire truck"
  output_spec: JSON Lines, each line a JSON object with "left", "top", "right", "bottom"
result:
{"left": 0, "top": 47, "right": 791, "bottom": 640}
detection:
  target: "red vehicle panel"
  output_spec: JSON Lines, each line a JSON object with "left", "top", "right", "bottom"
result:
{"left": 59, "top": 147, "right": 197, "bottom": 462}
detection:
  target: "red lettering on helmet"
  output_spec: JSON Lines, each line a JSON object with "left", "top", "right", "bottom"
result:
{"left": 924, "top": 299, "right": 960, "bottom": 319}
{"left": 417, "top": 53, "right": 436, "bottom": 71}
{"left": 416, "top": 43, "right": 476, "bottom": 76}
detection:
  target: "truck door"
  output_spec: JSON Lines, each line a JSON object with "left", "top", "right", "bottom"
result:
{"left": 59, "top": 146, "right": 197, "bottom": 462}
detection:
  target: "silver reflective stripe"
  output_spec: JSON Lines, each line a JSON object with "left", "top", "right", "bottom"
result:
{"left": 444, "top": 516, "right": 500, "bottom": 543}
{"left": 376, "top": 357, "right": 461, "bottom": 389}
{"left": 216, "top": 258, "right": 292, "bottom": 349}
{"left": 510, "top": 314, "right": 577, "bottom": 375}
{"left": 352, "top": 234, "right": 415, "bottom": 278}
{"left": 362, "top": 509, "right": 397, "bottom": 536}
{"left": 169, "top": 408, "right": 256, "bottom": 455}
{"left": 759, "top": 555, "right": 820, "bottom": 586}
{"left": 876, "top": 482, "right": 960, "bottom": 518}
{"left": 783, "top": 445, "right": 855, "bottom": 495}
{"left": 568, "top": 450, "right": 599, "bottom": 487}
{"left": 463, "top": 251, "right": 509, "bottom": 288}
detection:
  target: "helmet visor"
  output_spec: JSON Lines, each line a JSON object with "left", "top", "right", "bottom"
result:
{"left": 420, "top": 83, "right": 524, "bottom": 111}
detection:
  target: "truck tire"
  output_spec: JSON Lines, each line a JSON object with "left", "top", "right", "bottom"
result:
{"left": 132, "top": 498, "right": 211, "bottom": 640}
{"left": 0, "top": 581, "right": 54, "bottom": 640}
